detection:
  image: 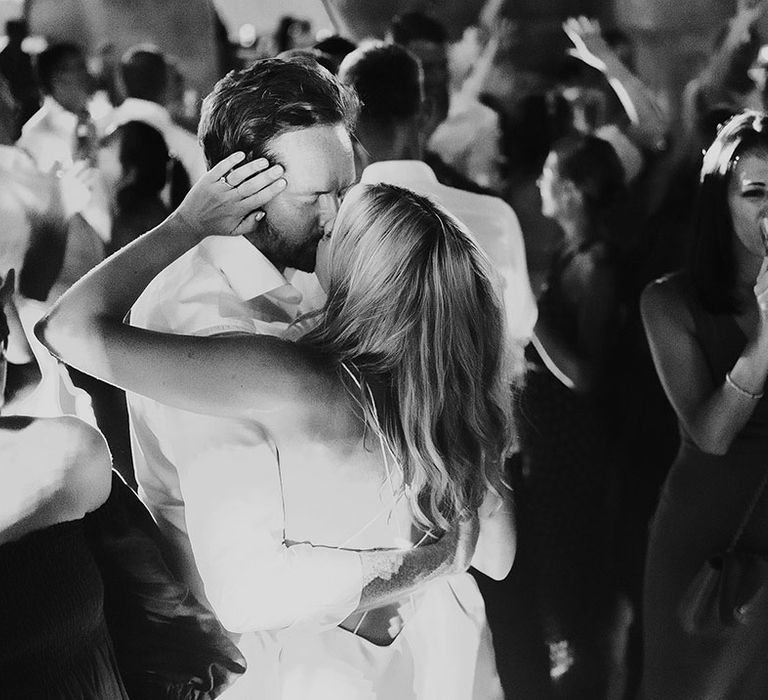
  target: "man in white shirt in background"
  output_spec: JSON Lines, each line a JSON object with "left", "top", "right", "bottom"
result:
{"left": 338, "top": 41, "right": 537, "bottom": 353}
{"left": 109, "top": 45, "right": 206, "bottom": 187}
{"left": 17, "top": 42, "right": 111, "bottom": 299}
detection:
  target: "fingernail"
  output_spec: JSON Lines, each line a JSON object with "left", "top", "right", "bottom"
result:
{"left": 255, "top": 211, "right": 265, "bottom": 221}
{"left": 270, "top": 165, "right": 284, "bottom": 176}
{"left": 253, "top": 158, "right": 269, "bottom": 168}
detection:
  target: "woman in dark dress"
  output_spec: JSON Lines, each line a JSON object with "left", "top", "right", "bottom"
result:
{"left": 641, "top": 110, "right": 768, "bottom": 698}
{"left": 0, "top": 269, "right": 129, "bottom": 699}
{"left": 516, "top": 134, "right": 626, "bottom": 698}
{"left": 99, "top": 120, "right": 189, "bottom": 254}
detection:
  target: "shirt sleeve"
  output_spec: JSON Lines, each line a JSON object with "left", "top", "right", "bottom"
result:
{"left": 496, "top": 205, "right": 538, "bottom": 344}
{"left": 179, "top": 444, "right": 364, "bottom": 635}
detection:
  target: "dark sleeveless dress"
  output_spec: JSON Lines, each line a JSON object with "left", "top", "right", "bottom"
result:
{"left": 516, "top": 243, "right": 618, "bottom": 696}
{"left": 0, "top": 518, "right": 129, "bottom": 699}
{"left": 641, "top": 272, "right": 768, "bottom": 699}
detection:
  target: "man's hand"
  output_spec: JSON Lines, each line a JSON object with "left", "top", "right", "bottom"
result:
{"left": 563, "top": 16, "right": 612, "bottom": 73}
{"left": 56, "top": 160, "right": 97, "bottom": 222}
{"left": 174, "top": 151, "right": 287, "bottom": 241}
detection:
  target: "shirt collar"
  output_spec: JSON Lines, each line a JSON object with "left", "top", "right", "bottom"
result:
{"left": 41, "top": 95, "right": 78, "bottom": 133}
{"left": 197, "top": 236, "right": 302, "bottom": 303}
{"left": 360, "top": 160, "right": 439, "bottom": 186}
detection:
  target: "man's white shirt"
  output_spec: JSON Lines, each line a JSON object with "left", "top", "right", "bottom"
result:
{"left": 16, "top": 97, "right": 112, "bottom": 301}
{"left": 128, "top": 236, "right": 363, "bottom": 630}
{"left": 360, "top": 160, "right": 537, "bottom": 345}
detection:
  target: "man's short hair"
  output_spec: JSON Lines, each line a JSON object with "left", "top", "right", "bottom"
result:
{"left": 338, "top": 42, "right": 422, "bottom": 128}
{"left": 198, "top": 56, "right": 359, "bottom": 168}
{"left": 313, "top": 35, "right": 357, "bottom": 70}
{"left": 36, "top": 43, "right": 82, "bottom": 94}
{"left": 389, "top": 11, "right": 447, "bottom": 46}
{"left": 120, "top": 45, "right": 169, "bottom": 103}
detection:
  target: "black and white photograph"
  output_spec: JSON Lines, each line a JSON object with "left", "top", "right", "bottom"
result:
{"left": 1, "top": 1, "right": 767, "bottom": 698}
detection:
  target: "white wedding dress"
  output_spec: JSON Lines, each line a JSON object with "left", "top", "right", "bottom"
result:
{"left": 179, "top": 385, "right": 503, "bottom": 700}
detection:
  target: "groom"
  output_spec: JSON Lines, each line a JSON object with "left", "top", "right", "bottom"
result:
{"left": 127, "top": 57, "right": 476, "bottom": 635}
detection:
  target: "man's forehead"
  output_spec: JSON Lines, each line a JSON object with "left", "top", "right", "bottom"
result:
{"left": 267, "top": 124, "right": 355, "bottom": 192}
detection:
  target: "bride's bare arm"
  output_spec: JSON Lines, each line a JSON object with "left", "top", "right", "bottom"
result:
{"left": 33, "top": 154, "right": 328, "bottom": 425}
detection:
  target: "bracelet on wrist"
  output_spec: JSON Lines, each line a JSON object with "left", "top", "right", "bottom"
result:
{"left": 725, "top": 371, "right": 764, "bottom": 400}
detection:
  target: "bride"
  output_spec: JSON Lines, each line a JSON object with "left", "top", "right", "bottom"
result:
{"left": 37, "top": 152, "right": 517, "bottom": 699}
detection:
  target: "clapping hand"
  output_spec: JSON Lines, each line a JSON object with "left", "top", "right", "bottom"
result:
{"left": 563, "top": 16, "right": 612, "bottom": 73}
{"left": 174, "top": 152, "right": 287, "bottom": 240}
{"left": 43, "top": 160, "right": 98, "bottom": 226}
{"left": 57, "top": 160, "right": 98, "bottom": 221}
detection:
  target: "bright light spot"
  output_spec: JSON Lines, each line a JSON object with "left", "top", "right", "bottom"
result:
{"left": 238, "top": 23, "right": 256, "bottom": 48}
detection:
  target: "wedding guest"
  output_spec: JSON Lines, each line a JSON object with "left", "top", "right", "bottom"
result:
{"left": 0, "top": 269, "right": 128, "bottom": 699}
{"left": 641, "top": 110, "right": 768, "bottom": 699}
{"left": 110, "top": 45, "right": 206, "bottom": 187}
{"left": 98, "top": 120, "right": 189, "bottom": 252}
{"left": 338, "top": 41, "right": 537, "bottom": 350}
{"left": 387, "top": 12, "right": 488, "bottom": 193}
{"left": 18, "top": 42, "right": 110, "bottom": 301}
{"left": 0, "top": 19, "right": 39, "bottom": 131}
{"left": 518, "top": 133, "right": 626, "bottom": 697}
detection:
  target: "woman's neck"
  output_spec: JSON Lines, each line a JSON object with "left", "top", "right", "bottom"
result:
{"left": 733, "top": 242, "right": 763, "bottom": 302}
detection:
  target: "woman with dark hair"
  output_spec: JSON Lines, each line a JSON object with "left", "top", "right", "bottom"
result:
{"left": 98, "top": 120, "right": 190, "bottom": 253}
{"left": 37, "top": 153, "right": 515, "bottom": 699}
{"left": 516, "top": 133, "right": 626, "bottom": 697}
{"left": 640, "top": 110, "right": 768, "bottom": 698}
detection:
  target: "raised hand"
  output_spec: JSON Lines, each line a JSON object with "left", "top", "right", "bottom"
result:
{"left": 174, "top": 152, "right": 287, "bottom": 241}
{"left": 732, "top": 0, "right": 767, "bottom": 43}
{"left": 563, "top": 16, "right": 612, "bottom": 72}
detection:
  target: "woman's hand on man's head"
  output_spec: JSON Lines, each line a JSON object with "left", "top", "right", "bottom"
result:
{"left": 174, "top": 151, "right": 286, "bottom": 241}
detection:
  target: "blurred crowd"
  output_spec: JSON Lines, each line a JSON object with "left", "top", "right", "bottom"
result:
{"left": 4, "top": 1, "right": 768, "bottom": 698}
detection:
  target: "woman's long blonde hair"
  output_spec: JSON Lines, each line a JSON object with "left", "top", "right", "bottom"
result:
{"left": 299, "top": 183, "right": 515, "bottom": 531}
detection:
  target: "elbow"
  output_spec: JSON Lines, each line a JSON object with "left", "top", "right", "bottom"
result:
{"left": 689, "top": 425, "right": 732, "bottom": 456}
{"left": 34, "top": 305, "right": 85, "bottom": 364}
{"left": 692, "top": 436, "right": 730, "bottom": 456}
{"left": 485, "top": 550, "right": 515, "bottom": 581}
{"left": 33, "top": 310, "right": 64, "bottom": 358}
{"left": 33, "top": 314, "right": 50, "bottom": 351}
